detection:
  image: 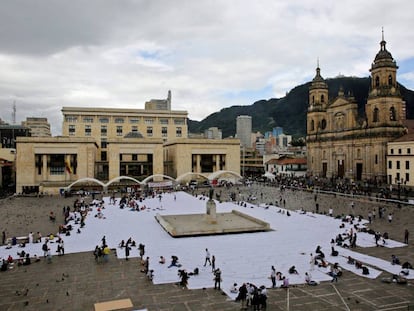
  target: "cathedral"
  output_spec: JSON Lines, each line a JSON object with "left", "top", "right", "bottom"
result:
{"left": 306, "top": 33, "right": 407, "bottom": 182}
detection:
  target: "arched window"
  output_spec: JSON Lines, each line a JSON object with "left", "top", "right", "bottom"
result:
{"left": 310, "top": 120, "right": 314, "bottom": 131}
{"left": 373, "top": 108, "right": 379, "bottom": 122}
{"left": 388, "top": 75, "right": 393, "bottom": 86}
{"left": 312, "top": 95, "right": 315, "bottom": 104}
{"left": 375, "top": 76, "right": 380, "bottom": 87}
{"left": 357, "top": 149, "right": 361, "bottom": 158}
{"left": 321, "top": 94, "right": 325, "bottom": 103}
{"left": 390, "top": 107, "right": 396, "bottom": 121}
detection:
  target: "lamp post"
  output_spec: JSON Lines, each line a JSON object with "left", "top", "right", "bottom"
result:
{"left": 397, "top": 179, "right": 401, "bottom": 201}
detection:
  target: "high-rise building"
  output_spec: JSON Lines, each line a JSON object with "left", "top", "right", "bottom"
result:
{"left": 236, "top": 115, "right": 252, "bottom": 148}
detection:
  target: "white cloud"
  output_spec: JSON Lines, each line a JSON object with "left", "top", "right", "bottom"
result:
{"left": 0, "top": 0, "right": 413, "bottom": 134}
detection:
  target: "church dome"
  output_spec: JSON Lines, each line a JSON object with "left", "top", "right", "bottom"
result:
{"left": 371, "top": 38, "right": 398, "bottom": 70}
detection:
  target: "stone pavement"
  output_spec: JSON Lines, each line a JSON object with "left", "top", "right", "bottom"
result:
{"left": 0, "top": 186, "right": 413, "bottom": 311}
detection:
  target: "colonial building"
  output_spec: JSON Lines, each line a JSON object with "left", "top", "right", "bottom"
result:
{"left": 387, "top": 121, "right": 414, "bottom": 187}
{"left": 306, "top": 34, "right": 406, "bottom": 182}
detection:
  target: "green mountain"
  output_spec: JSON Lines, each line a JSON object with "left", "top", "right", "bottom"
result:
{"left": 188, "top": 77, "right": 414, "bottom": 138}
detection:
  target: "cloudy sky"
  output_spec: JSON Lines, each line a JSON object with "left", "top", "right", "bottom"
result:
{"left": 0, "top": 0, "right": 413, "bottom": 135}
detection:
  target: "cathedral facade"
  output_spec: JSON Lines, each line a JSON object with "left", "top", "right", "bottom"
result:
{"left": 306, "top": 35, "right": 406, "bottom": 182}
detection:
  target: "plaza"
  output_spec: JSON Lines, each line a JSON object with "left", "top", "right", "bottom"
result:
{"left": 0, "top": 183, "right": 413, "bottom": 310}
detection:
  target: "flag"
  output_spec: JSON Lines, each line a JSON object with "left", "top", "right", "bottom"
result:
{"left": 65, "top": 160, "right": 73, "bottom": 174}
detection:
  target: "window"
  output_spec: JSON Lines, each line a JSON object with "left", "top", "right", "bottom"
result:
{"left": 69, "top": 125, "right": 75, "bottom": 136}
{"left": 115, "top": 118, "right": 124, "bottom": 124}
{"left": 147, "top": 126, "right": 153, "bottom": 137}
{"left": 116, "top": 126, "right": 123, "bottom": 136}
{"left": 132, "top": 126, "right": 138, "bottom": 133}
{"left": 160, "top": 118, "right": 169, "bottom": 125}
{"left": 388, "top": 161, "right": 392, "bottom": 169}
{"left": 101, "top": 125, "right": 107, "bottom": 136}
{"left": 398, "top": 149, "right": 402, "bottom": 154}
{"left": 174, "top": 119, "right": 185, "bottom": 125}
{"left": 162, "top": 127, "right": 168, "bottom": 137}
{"left": 406, "top": 161, "right": 410, "bottom": 170}
{"left": 375, "top": 154, "right": 378, "bottom": 165}
{"left": 310, "top": 120, "right": 314, "bottom": 131}
{"left": 312, "top": 95, "right": 315, "bottom": 104}
{"left": 65, "top": 116, "right": 78, "bottom": 123}
{"left": 129, "top": 118, "right": 139, "bottom": 124}
{"left": 320, "top": 119, "right": 327, "bottom": 130}
{"left": 85, "top": 125, "right": 91, "bottom": 136}
{"left": 408, "top": 148, "right": 411, "bottom": 154}
{"left": 83, "top": 117, "right": 94, "bottom": 123}
{"left": 99, "top": 117, "right": 109, "bottom": 123}
{"left": 390, "top": 149, "right": 394, "bottom": 155}
{"left": 406, "top": 173, "right": 410, "bottom": 182}
{"left": 145, "top": 119, "right": 154, "bottom": 125}
{"left": 388, "top": 75, "right": 393, "bottom": 86}
{"left": 375, "top": 76, "right": 380, "bottom": 87}
{"left": 396, "top": 161, "right": 400, "bottom": 169}
{"left": 101, "top": 151, "right": 107, "bottom": 161}
{"left": 49, "top": 154, "right": 65, "bottom": 175}
{"left": 390, "top": 107, "right": 396, "bottom": 121}
{"left": 101, "top": 139, "right": 107, "bottom": 149}
{"left": 176, "top": 127, "right": 182, "bottom": 137}
{"left": 321, "top": 94, "right": 325, "bottom": 103}
{"left": 373, "top": 108, "right": 379, "bottom": 123}
{"left": 132, "top": 154, "right": 137, "bottom": 161}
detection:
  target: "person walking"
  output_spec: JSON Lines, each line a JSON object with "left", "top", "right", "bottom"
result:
{"left": 211, "top": 255, "right": 216, "bottom": 272}
{"left": 204, "top": 248, "right": 211, "bottom": 266}
{"left": 404, "top": 229, "right": 409, "bottom": 244}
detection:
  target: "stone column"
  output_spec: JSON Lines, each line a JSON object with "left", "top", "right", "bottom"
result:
{"left": 196, "top": 154, "right": 201, "bottom": 173}
{"left": 42, "top": 154, "right": 48, "bottom": 181}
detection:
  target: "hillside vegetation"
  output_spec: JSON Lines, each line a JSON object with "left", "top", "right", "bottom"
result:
{"left": 188, "top": 77, "right": 414, "bottom": 138}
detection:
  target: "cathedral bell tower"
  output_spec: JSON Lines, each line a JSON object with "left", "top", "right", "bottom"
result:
{"left": 366, "top": 30, "right": 405, "bottom": 127}
{"left": 307, "top": 62, "right": 329, "bottom": 135}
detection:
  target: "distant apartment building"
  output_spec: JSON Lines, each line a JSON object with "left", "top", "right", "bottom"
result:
{"left": 22, "top": 117, "right": 51, "bottom": 137}
{"left": 236, "top": 115, "right": 252, "bottom": 148}
{"left": 204, "top": 127, "right": 222, "bottom": 139}
{"left": 263, "top": 127, "right": 292, "bottom": 154}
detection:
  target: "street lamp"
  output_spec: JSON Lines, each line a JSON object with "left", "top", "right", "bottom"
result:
{"left": 397, "top": 179, "right": 401, "bottom": 201}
